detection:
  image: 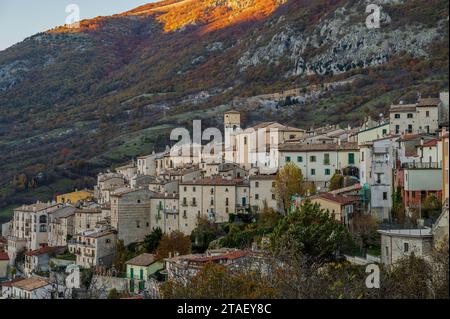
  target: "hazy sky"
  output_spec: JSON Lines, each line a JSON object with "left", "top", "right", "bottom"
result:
{"left": 0, "top": 0, "right": 157, "bottom": 51}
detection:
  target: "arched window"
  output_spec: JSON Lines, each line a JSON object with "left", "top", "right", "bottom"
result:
{"left": 39, "top": 215, "right": 47, "bottom": 224}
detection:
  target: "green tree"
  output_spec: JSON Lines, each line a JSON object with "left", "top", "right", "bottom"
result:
{"left": 271, "top": 200, "right": 353, "bottom": 263}
{"left": 274, "top": 163, "right": 305, "bottom": 212}
{"left": 329, "top": 173, "right": 344, "bottom": 191}
{"left": 422, "top": 194, "right": 442, "bottom": 219}
{"left": 113, "top": 240, "right": 128, "bottom": 274}
{"left": 191, "top": 217, "right": 222, "bottom": 253}
{"left": 143, "top": 227, "right": 163, "bottom": 253}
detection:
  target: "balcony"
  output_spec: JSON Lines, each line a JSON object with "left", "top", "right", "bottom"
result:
{"left": 68, "top": 240, "right": 95, "bottom": 248}
{"left": 164, "top": 208, "right": 179, "bottom": 214}
{"left": 402, "top": 162, "right": 441, "bottom": 169}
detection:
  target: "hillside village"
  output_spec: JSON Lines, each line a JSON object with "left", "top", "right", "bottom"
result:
{"left": 0, "top": 91, "right": 449, "bottom": 299}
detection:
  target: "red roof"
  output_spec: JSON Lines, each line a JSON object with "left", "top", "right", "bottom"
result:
{"left": 0, "top": 252, "right": 9, "bottom": 261}
{"left": 181, "top": 177, "right": 245, "bottom": 186}
{"left": 317, "top": 193, "right": 360, "bottom": 205}
{"left": 24, "top": 246, "right": 55, "bottom": 257}
{"left": 0, "top": 278, "right": 24, "bottom": 287}
{"left": 422, "top": 139, "right": 438, "bottom": 147}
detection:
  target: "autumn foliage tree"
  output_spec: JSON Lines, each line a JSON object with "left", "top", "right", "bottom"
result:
{"left": 161, "top": 263, "right": 277, "bottom": 299}
{"left": 156, "top": 231, "right": 192, "bottom": 259}
{"left": 274, "top": 163, "right": 305, "bottom": 212}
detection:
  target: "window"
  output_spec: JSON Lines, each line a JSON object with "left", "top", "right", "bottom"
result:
{"left": 426, "top": 111, "right": 430, "bottom": 117}
{"left": 289, "top": 135, "right": 296, "bottom": 140}
{"left": 310, "top": 156, "right": 317, "bottom": 163}
{"left": 348, "top": 153, "right": 355, "bottom": 165}
{"left": 383, "top": 192, "right": 388, "bottom": 200}
{"left": 408, "top": 125, "right": 413, "bottom": 133}
{"left": 325, "top": 169, "right": 331, "bottom": 176}
{"left": 193, "top": 187, "right": 196, "bottom": 192}
{"left": 324, "top": 153, "right": 330, "bottom": 165}
{"left": 210, "top": 199, "right": 214, "bottom": 206}
{"left": 255, "top": 182, "right": 259, "bottom": 188}
{"left": 255, "top": 194, "right": 259, "bottom": 200}
{"left": 404, "top": 243, "right": 409, "bottom": 253}
{"left": 394, "top": 114, "right": 400, "bottom": 119}
{"left": 285, "top": 156, "right": 291, "bottom": 163}
{"left": 361, "top": 151, "right": 364, "bottom": 162}
{"left": 297, "top": 156, "right": 303, "bottom": 163}
{"left": 272, "top": 194, "right": 276, "bottom": 200}
{"left": 407, "top": 113, "right": 413, "bottom": 119}
{"left": 244, "top": 137, "right": 248, "bottom": 145}
{"left": 311, "top": 169, "right": 316, "bottom": 176}
{"left": 183, "top": 187, "right": 187, "bottom": 192}
{"left": 225, "top": 198, "right": 229, "bottom": 206}
{"left": 382, "top": 129, "right": 387, "bottom": 136}
{"left": 137, "top": 199, "right": 141, "bottom": 204}
{"left": 395, "top": 125, "right": 400, "bottom": 134}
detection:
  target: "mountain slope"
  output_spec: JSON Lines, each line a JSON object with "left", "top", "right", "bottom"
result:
{"left": 0, "top": 0, "right": 448, "bottom": 209}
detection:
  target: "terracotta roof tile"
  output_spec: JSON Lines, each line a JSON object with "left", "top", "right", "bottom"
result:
{"left": 181, "top": 177, "right": 244, "bottom": 186}
{"left": 315, "top": 193, "right": 360, "bottom": 205}
{"left": 0, "top": 252, "right": 9, "bottom": 261}
{"left": 126, "top": 253, "right": 159, "bottom": 266}
{"left": 11, "top": 277, "right": 50, "bottom": 291}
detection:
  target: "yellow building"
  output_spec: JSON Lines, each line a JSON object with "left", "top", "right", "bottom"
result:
{"left": 310, "top": 193, "right": 360, "bottom": 225}
{"left": 56, "top": 190, "right": 93, "bottom": 204}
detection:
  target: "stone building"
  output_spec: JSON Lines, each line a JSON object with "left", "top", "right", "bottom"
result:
{"left": 379, "top": 228, "right": 433, "bottom": 265}
{"left": 249, "top": 175, "right": 280, "bottom": 213}
{"left": 110, "top": 188, "right": 155, "bottom": 245}
{"left": 389, "top": 97, "right": 441, "bottom": 135}
{"left": 68, "top": 227, "right": 117, "bottom": 269}
{"left": 48, "top": 206, "right": 76, "bottom": 247}
{"left": 179, "top": 178, "right": 248, "bottom": 234}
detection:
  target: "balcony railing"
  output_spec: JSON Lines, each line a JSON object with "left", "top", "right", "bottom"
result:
{"left": 402, "top": 162, "right": 441, "bottom": 169}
